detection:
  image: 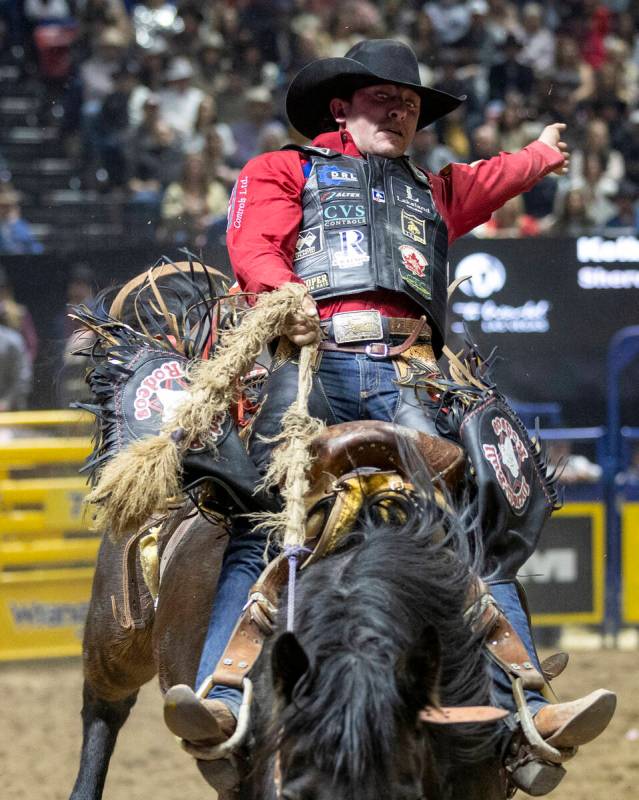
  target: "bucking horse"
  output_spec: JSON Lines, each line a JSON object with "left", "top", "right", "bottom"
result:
{"left": 68, "top": 258, "right": 574, "bottom": 800}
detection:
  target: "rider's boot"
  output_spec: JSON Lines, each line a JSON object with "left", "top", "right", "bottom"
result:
{"left": 162, "top": 516, "right": 264, "bottom": 752}
{"left": 487, "top": 581, "right": 616, "bottom": 796}
{"left": 164, "top": 685, "right": 237, "bottom": 746}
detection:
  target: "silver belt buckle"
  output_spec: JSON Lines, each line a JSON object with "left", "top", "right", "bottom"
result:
{"left": 332, "top": 310, "right": 384, "bottom": 344}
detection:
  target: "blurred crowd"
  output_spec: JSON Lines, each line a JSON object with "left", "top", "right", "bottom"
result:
{"left": 0, "top": 0, "right": 639, "bottom": 252}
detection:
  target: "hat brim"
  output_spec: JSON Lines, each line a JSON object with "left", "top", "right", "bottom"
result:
{"left": 286, "top": 57, "right": 464, "bottom": 140}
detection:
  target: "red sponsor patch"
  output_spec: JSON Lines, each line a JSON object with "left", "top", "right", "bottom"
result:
{"left": 399, "top": 245, "right": 428, "bottom": 277}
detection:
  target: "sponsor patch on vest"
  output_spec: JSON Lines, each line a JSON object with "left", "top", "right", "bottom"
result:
{"left": 400, "top": 209, "right": 427, "bottom": 244}
{"left": 391, "top": 178, "right": 434, "bottom": 217}
{"left": 317, "top": 165, "right": 359, "bottom": 187}
{"left": 481, "top": 414, "right": 531, "bottom": 513}
{"left": 322, "top": 202, "right": 367, "bottom": 228}
{"left": 304, "top": 273, "right": 330, "bottom": 292}
{"left": 294, "top": 225, "right": 323, "bottom": 261}
{"left": 399, "top": 245, "right": 428, "bottom": 277}
{"left": 328, "top": 229, "right": 370, "bottom": 268}
{"left": 319, "top": 189, "right": 362, "bottom": 202}
{"left": 372, "top": 188, "right": 386, "bottom": 203}
{"left": 402, "top": 271, "right": 432, "bottom": 299}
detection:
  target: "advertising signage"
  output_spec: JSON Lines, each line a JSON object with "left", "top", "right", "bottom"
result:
{"left": 448, "top": 236, "right": 639, "bottom": 427}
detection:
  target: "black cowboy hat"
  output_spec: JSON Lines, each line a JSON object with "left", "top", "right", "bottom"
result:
{"left": 286, "top": 39, "right": 465, "bottom": 140}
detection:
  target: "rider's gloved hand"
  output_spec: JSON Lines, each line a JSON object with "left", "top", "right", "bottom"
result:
{"left": 283, "top": 293, "right": 321, "bottom": 346}
{"left": 537, "top": 123, "right": 570, "bottom": 175}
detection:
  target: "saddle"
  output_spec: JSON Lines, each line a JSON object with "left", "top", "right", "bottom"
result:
{"left": 203, "top": 420, "right": 548, "bottom": 714}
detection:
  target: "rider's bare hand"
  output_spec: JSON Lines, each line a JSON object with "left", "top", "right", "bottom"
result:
{"left": 284, "top": 293, "right": 321, "bottom": 346}
{"left": 537, "top": 123, "right": 570, "bottom": 175}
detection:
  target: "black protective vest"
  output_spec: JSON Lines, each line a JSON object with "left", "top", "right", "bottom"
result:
{"left": 287, "top": 145, "right": 449, "bottom": 353}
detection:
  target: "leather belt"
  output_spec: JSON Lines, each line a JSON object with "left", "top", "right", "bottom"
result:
{"left": 320, "top": 310, "right": 431, "bottom": 342}
{"left": 318, "top": 311, "right": 431, "bottom": 358}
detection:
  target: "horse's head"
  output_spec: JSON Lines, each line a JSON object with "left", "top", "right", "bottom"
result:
{"left": 269, "top": 619, "right": 444, "bottom": 800}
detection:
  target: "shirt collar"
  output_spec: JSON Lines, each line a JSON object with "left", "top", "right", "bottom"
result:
{"left": 312, "top": 130, "right": 362, "bottom": 157}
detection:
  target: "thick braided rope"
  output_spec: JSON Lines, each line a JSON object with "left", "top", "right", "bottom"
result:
{"left": 255, "top": 343, "right": 324, "bottom": 549}
{"left": 87, "top": 283, "right": 310, "bottom": 538}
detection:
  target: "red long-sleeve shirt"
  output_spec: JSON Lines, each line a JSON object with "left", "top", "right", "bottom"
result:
{"left": 226, "top": 130, "right": 563, "bottom": 320}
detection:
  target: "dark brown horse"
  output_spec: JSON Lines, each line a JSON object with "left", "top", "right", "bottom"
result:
{"left": 69, "top": 503, "right": 227, "bottom": 799}
{"left": 69, "top": 467, "right": 508, "bottom": 800}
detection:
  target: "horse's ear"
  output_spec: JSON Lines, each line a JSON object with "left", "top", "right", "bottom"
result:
{"left": 272, "top": 631, "right": 311, "bottom": 704}
{"left": 405, "top": 625, "right": 442, "bottom": 712}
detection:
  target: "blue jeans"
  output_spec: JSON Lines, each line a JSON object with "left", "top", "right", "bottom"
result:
{"left": 489, "top": 582, "right": 547, "bottom": 723}
{"left": 196, "top": 350, "right": 548, "bottom": 725}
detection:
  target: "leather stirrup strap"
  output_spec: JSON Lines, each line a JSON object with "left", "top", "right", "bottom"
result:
{"left": 210, "top": 553, "right": 295, "bottom": 688}
{"left": 468, "top": 585, "right": 546, "bottom": 691}
{"left": 420, "top": 705, "right": 509, "bottom": 725}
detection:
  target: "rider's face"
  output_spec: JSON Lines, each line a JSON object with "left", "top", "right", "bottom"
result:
{"left": 330, "top": 84, "right": 421, "bottom": 158}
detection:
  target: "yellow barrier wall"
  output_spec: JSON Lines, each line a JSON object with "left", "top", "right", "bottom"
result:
{"left": 622, "top": 502, "right": 639, "bottom": 623}
{"left": 0, "top": 411, "right": 97, "bottom": 661}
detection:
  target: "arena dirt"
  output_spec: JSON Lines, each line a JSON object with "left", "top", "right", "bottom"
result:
{"left": 1, "top": 649, "right": 637, "bottom": 799}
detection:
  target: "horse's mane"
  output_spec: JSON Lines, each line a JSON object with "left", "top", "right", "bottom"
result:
{"left": 263, "top": 473, "right": 495, "bottom": 798}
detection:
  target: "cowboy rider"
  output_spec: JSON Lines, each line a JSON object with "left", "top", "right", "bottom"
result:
{"left": 164, "top": 39, "right": 616, "bottom": 793}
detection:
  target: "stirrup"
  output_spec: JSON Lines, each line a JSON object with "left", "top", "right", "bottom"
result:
{"left": 504, "top": 677, "right": 576, "bottom": 797}
{"left": 507, "top": 757, "right": 566, "bottom": 797}
{"left": 180, "top": 677, "right": 254, "bottom": 762}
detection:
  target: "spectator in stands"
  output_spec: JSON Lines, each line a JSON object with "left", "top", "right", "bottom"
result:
{"left": 410, "top": 127, "right": 456, "bottom": 174}
{"left": 185, "top": 93, "right": 218, "bottom": 152}
{"left": 128, "top": 38, "right": 168, "bottom": 126}
{"left": 79, "top": 26, "right": 129, "bottom": 114}
{"left": 193, "top": 30, "right": 228, "bottom": 96}
{"left": 470, "top": 122, "right": 500, "bottom": 161}
{"left": 230, "top": 86, "right": 286, "bottom": 167}
{"left": 0, "top": 321, "right": 32, "bottom": 410}
{"left": 618, "top": 109, "right": 639, "bottom": 186}
{"left": 410, "top": 7, "right": 441, "bottom": 67}
{"left": 256, "top": 121, "right": 288, "bottom": 155}
{"left": 572, "top": 119, "right": 625, "bottom": 184}
{"left": 519, "top": 2, "right": 554, "bottom": 78}
{"left": 547, "top": 186, "right": 595, "bottom": 236}
{"left": 170, "top": 2, "right": 206, "bottom": 58}
{"left": 75, "top": 0, "right": 130, "bottom": 51}
{"left": 55, "top": 263, "right": 96, "bottom": 407}
{"left": 552, "top": 34, "right": 595, "bottom": 108}
{"left": 498, "top": 97, "right": 530, "bottom": 152}
{"left": 78, "top": 26, "right": 130, "bottom": 175}
{"left": 488, "top": 33, "right": 535, "bottom": 101}
{"left": 159, "top": 150, "right": 229, "bottom": 248}
{"left": 484, "top": 0, "right": 523, "bottom": 49}
{"left": 606, "top": 179, "right": 639, "bottom": 230}
{"left": 201, "top": 126, "right": 239, "bottom": 190}
{"left": 96, "top": 61, "right": 139, "bottom": 189}
{"left": 473, "top": 194, "right": 541, "bottom": 238}
{"left": 423, "top": 0, "right": 472, "bottom": 48}
{"left": 0, "top": 265, "right": 38, "bottom": 363}
{"left": 0, "top": 185, "right": 43, "bottom": 255}
{"left": 455, "top": 0, "right": 492, "bottom": 68}
{"left": 581, "top": 152, "right": 618, "bottom": 226}
{"left": 127, "top": 95, "right": 183, "bottom": 199}
{"left": 158, "top": 56, "right": 206, "bottom": 142}
{"left": 327, "top": 1, "right": 383, "bottom": 57}
{"left": 600, "top": 37, "right": 638, "bottom": 108}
